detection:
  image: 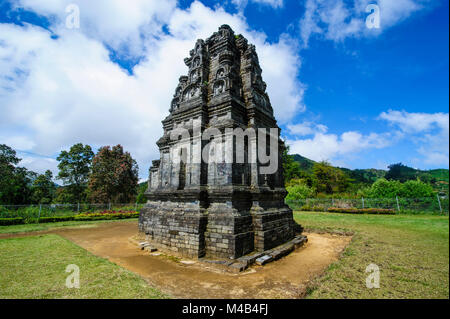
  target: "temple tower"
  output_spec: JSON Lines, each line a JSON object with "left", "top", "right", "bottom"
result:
{"left": 139, "top": 25, "right": 302, "bottom": 259}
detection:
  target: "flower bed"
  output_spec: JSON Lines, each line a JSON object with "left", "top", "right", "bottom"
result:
{"left": 327, "top": 207, "right": 396, "bottom": 215}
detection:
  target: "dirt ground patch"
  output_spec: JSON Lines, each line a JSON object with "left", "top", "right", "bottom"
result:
{"left": 2, "top": 221, "right": 351, "bottom": 298}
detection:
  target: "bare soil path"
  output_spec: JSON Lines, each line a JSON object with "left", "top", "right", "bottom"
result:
{"left": 2, "top": 221, "right": 351, "bottom": 298}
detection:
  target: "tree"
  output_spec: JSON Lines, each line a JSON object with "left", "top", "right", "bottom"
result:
{"left": 0, "top": 144, "right": 37, "bottom": 204}
{"left": 364, "top": 178, "right": 434, "bottom": 198}
{"left": 286, "top": 179, "right": 315, "bottom": 201}
{"left": 399, "top": 180, "right": 434, "bottom": 198}
{"left": 57, "top": 143, "right": 94, "bottom": 203}
{"left": 87, "top": 145, "right": 139, "bottom": 203}
{"left": 136, "top": 182, "right": 148, "bottom": 204}
{"left": 53, "top": 186, "right": 78, "bottom": 204}
{"left": 281, "top": 144, "right": 310, "bottom": 183}
{"left": 1, "top": 144, "right": 17, "bottom": 203}
{"left": 365, "top": 178, "right": 403, "bottom": 198}
{"left": 385, "top": 163, "right": 418, "bottom": 182}
{"left": 312, "top": 161, "right": 350, "bottom": 194}
{"left": 8, "top": 167, "right": 37, "bottom": 204}
{"left": 32, "top": 170, "right": 56, "bottom": 204}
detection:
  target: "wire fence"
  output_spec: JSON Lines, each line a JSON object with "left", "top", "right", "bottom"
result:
{"left": 0, "top": 203, "right": 147, "bottom": 222}
{"left": 285, "top": 196, "right": 449, "bottom": 214}
{"left": 0, "top": 196, "right": 448, "bottom": 223}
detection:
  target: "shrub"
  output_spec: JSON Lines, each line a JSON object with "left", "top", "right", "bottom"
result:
{"left": 0, "top": 217, "right": 25, "bottom": 226}
{"left": 399, "top": 180, "right": 434, "bottom": 198}
{"left": 364, "top": 178, "right": 435, "bottom": 199}
{"left": 286, "top": 183, "right": 315, "bottom": 201}
{"left": 38, "top": 216, "right": 75, "bottom": 223}
{"left": 365, "top": 178, "right": 403, "bottom": 198}
{"left": 300, "top": 205, "right": 326, "bottom": 212}
{"left": 327, "top": 207, "right": 395, "bottom": 215}
{"left": 74, "top": 210, "right": 139, "bottom": 221}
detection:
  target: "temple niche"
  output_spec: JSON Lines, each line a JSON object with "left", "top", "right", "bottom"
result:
{"left": 139, "top": 25, "right": 304, "bottom": 260}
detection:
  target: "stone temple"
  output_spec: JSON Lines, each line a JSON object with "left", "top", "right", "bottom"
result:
{"left": 139, "top": 25, "right": 303, "bottom": 260}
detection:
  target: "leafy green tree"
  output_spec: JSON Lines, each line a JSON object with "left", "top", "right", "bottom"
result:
{"left": 312, "top": 161, "right": 350, "bottom": 194}
{"left": 364, "top": 178, "right": 434, "bottom": 198}
{"left": 87, "top": 145, "right": 139, "bottom": 203}
{"left": 136, "top": 182, "right": 148, "bottom": 204}
{"left": 32, "top": 170, "right": 56, "bottom": 204}
{"left": 281, "top": 144, "right": 311, "bottom": 183}
{"left": 57, "top": 143, "right": 94, "bottom": 203}
{"left": 385, "top": 163, "right": 419, "bottom": 182}
{"left": 399, "top": 180, "right": 434, "bottom": 198}
{"left": 0, "top": 144, "right": 37, "bottom": 204}
{"left": 0, "top": 144, "right": 20, "bottom": 201}
{"left": 365, "top": 178, "right": 403, "bottom": 198}
{"left": 53, "top": 187, "right": 78, "bottom": 204}
{"left": 9, "top": 167, "right": 37, "bottom": 204}
{"left": 286, "top": 179, "right": 315, "bottom": 201}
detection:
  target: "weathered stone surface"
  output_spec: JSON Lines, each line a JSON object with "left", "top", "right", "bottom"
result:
{"left": 139, "top": 25, "right": 303, "bottom": 259}
{"left": 255, "top": 255, "right": 273, "bottom": 265}
{"left": 139, "top": 242, "right": 150, "bottom": 250}
{"left": 229, "top": 262, "right": 248, "bottom": 273}
{"left": 145, "top": 246, "right": 158, "bottom": 252}
{"left": 237, "top": 252, "right": 265, "bottom": 266}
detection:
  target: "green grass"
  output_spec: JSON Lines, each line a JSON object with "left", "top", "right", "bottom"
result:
{"left": 1, "top": 212, "right": 447, "bottom": 299}
{"left": 0, "top": 234, "right": 167, "bottom": 298}
{"left": 0, "top": 218, "right": 138, "bottom": 235}
{"left": 294, "top": 211, "right": 449, "bottom": 299}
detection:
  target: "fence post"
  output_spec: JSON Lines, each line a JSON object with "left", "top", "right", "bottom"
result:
{"left": 38, "top": 204, "right": 42, "bottom": 223}
{"left": 108, "top": 202, "right": 111, "bottom": 210}
{"left": 396, "top": 196, "right": 400, "bottom": 212}
{"left": 437, "top": 195, "right": 442, "bottom": 214}
{"left": 362, "top": 197, "right": 365, "bottom": 209}
{"left": 77, "top": 202, "right": 80, "bottom": 213}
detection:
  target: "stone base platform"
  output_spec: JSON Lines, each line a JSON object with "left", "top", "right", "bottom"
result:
{"left": 136, "top": 234, "right": 308, "bottom": 273}
{"left": 200, "top": 234, "right": 308, "bottom": 272}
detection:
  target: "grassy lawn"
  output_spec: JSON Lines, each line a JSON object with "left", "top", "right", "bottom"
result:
{"left": 0, "top": 213, "right": 447, "bottom": 299}
{"left": 294, "top": 211, "right": 449, "bottom": 299}
{"left": 0, "top": 218, "right": 138, "bottom": 235}
{"left": 0, "top": 234, "right": 167, "bottom": 298}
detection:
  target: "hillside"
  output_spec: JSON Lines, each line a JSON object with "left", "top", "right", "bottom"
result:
{"left": 429, "top": 169, "right": 449, "bottom": 182}
{"left": 291, "top": 154, "right": 449, "bottom": 193}
{"left": 291, "top": 154, "right": 315, "bottom": 171}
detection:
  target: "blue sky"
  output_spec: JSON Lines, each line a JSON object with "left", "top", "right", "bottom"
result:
{"left": 0, "top": 0, "right": 448, "bottom": 179}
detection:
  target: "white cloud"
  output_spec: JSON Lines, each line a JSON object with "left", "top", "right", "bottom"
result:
{"left": 0, "top": 1, "right": 305, "bottom": 178}
{"left": 0, "top": 135, "right": 36, "bottom": 151}
{"left": 232, "top": 0, "right": 284, "bottom": 10}
{"left": 18, "top": 154, "right": 59, "bottom": 176}
{"left": 299, "top": 0, "right": 429, "bottom": 47}
{"left": 287, "top": 129, "right": 393, "bottom": 164}
{"left": 287, "top": 122, "right": 328, "bottom": 136}
{"left": 251, "top": 0, "right": 284, "bottom": 8}
{"left": 379, "top": 110, "right": 449, "bottom": 166}
{"left": 378, "top": 109, "right": 449, "bottom": 133}
{"left": 15, "top": 0, "right": 177, "bottom": 58}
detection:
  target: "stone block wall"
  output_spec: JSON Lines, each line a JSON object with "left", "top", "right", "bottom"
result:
{"left": 140, "top": 201, "right": 207, "bottom": 258}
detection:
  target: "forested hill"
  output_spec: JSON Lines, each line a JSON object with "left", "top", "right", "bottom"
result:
{"left": 291, "top": 154, "right": 449, "bottom": 193}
